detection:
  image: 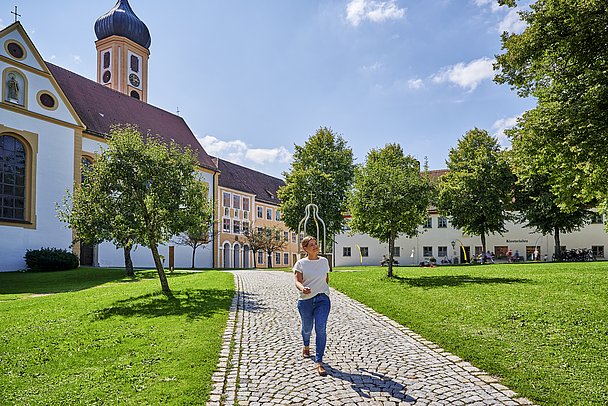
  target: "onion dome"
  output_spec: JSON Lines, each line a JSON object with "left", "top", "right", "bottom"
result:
{"left": 94, "top": 0, "right": 151, "bottom": 49}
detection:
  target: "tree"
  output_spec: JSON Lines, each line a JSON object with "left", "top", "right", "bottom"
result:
{"left": 59, "top": 154, "right": 138, "bottom": 276}
{"left": 349, "top": 144, "right": 433, "bottom": 277}
{"left": 242, "top": 227, "right": 268, "bottom": 268}
{"left": 59, "top": 125, "right": 210, "bottom": 294}
{"left": 278, "top": 127, "right": 354, "bottom": 252}
{"left": 172, "top": 217, "right": 214, "bottom": 269}
{"left": 437, "top": 128, "right": 515, "bottom": 255}
{"left": 509, "top": 125, "right": 592, "bottom": 261}
{"left": 495, "top": 0, "right": 608, "bottom": 220}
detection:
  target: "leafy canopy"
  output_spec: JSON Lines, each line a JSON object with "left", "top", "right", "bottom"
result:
{"left": 278, "top": 127, "right": 354, "bottom": 248}
{"left": 438, "top": 128, "right": 515, "bottom": 251}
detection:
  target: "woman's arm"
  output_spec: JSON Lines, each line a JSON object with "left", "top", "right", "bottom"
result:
{"left": 295, "top": 271, "right": 311, "bottom": 294}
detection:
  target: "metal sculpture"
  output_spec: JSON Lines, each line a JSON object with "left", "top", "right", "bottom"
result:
{"left": 297, "top": 203, "right": 327, "bottom": 254}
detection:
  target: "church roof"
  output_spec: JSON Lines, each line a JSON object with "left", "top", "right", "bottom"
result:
{"left": 47, "top": 62, "right": 217, "bottom": 171}
{"left": 94, "top": 0, "right": 151, "bottom": 49}
{"left": 215, "top": 158, "right": 285, "bottom": 206}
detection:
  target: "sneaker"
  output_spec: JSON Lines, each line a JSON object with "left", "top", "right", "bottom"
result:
{"left": 316, "top": 363, "right": 327, "bottom": 376}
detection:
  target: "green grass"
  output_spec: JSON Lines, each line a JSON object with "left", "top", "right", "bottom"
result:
{"left": 330, "top": 262, "right": 608, "bottom": 405}
{"left": 0, "top": 267, "right": 234, "bottom": 405}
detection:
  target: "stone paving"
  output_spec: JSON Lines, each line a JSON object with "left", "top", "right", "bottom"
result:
{"left": 208, "top": 271, "right": 535, "bottom": 406}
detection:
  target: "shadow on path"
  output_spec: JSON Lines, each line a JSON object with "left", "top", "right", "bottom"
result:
{"left": 326, "top": 366, "right": 416, "bottom": 403}
{"left": 94, "top": 288, "right": 233, "bottom": 321}
{"left": 390, "top": 274, "right": 531, "bottom": 289}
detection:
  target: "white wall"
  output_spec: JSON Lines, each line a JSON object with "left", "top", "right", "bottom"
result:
{"left": 0, "top": 112, "right": 75, "bottom": 271}
{"left": 335, "top": 214, "right": 608, "bottom": 267}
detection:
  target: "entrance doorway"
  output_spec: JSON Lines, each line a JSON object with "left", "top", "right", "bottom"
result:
{"left": 80, "top": 242, "right": 94, "bottom": 266}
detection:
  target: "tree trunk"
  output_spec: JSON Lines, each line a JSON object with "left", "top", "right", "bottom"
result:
{"left": 388, "top": 236, "right": 395, "bottom": 278}
{"left": 267, "top": 252, "right": 272, "bottom": 268}
{"left": 554, "top": 226, "right": 561, "bottom": 262}
{"left": 252, "top": 250, "right": 257, "bottom": 268}
{"left": 480, "top": 231, "right": 487, "bottom": 259}
{"left": 191, "top": 246, "right": 197, "bottom": 269}
{"left": 123, "top": 245, "right": 134, "bottom": 277}
{"left": 151, "top": 244, "right": 171, "bottom": 294}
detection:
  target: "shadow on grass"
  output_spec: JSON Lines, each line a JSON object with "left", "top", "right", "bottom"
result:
{"left": 389, "top": 274, "right": 531, "bottom": 288}
{"left": 94, "top": 288, "right": 234, "bottom": 321}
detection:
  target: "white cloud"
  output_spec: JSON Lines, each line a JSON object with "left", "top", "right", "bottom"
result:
{"left": 492, "top": 115, "right": 519, "bottom": 146}
{"left": 346, "top": 0, "right": 405, "bottom": 27}
{"left": 498, "top": 8, "right": 526, "bottom": 34}
{"left": 360, "top": 62, "right": 384, "bottom": 72}
{"left": 407, "top": 78, "right": 423, "bottom": 89}
{"left": 72, "top": 55, "right": 82, "bottom": 64}
{"left": 197, "top": 134, "right": 292, "bottom": 167}
{"left": 473, "top": 0, "right": 503, "bottom": 12}
{"left": 432, "top": 57, "right": 495, "bottom": 91}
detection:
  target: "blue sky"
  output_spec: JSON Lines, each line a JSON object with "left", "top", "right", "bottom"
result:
{"left": 3, "top": 0, "right": 535, "bottom": 177}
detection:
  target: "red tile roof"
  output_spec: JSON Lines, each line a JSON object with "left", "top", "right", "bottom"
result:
{"left": 216, "top": 158, "right": 285, "bottom": 205}
{"left": 47, "top": 62, "right": 217, "bottom": 171}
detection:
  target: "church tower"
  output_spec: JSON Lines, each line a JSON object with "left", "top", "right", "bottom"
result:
{"left": 94, "top": 0, "right": 151, "bottom": 102}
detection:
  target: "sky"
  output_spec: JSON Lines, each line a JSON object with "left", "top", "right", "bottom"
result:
{"left": 2, "top": 0, "right": 536, "bottom": 178}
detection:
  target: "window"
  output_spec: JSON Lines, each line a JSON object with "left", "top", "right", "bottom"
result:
{"left": 0, "top": 135, "right": 26, "bottom": 221}
{"left": 276, "top": 210, "right": 281, "bottom": 221}
{"left": 292, "top": 232, "right": 296, "bottom": 243}
{"left": 438, "top": 216, "right": 448, "bottom": 228}
{"left": 592, "top": 245, "right": 604, "bottom": 258}
{"left": 360, "top": 247, "right": 369, "bottom": 257}
{"left": 423, "top": 217, "right": 432, "bottom": 228}
{"left": 494, "top": 246, "right": 508, "bottom": 259}
{"left": 283, "top": 252, "right": 289, "bottom": 265}
{"left": 258, "top": 251, "right": 264, "bottom": 264}
{"left": 233, "top": 220, "right": 241, "bottom": 234}
{"left": 233, "top": 195, "right": 241, "bottom": 210}
{"left": 423, "top": 246, "right": 433, "bottom": 257}
{"left": 392, "top": 246, "right": 400, "bottom": 257}
{"left": 475, "top": 246, "right": 483, "bottom": 256}
{"left": 283, "top": 231, "right": 289, "bottom": 242}
{"left": 234, "top": 209, "right": 240, "bottom": 218}
{"left": 223, "top": 192, "right": 231, "bottom": 208}
{"left": 242, "top": 221, "right": 249, "bottom": 235}
{"left": 257, "top": 206, "right": 263, "bottom": 218}
{"left": 275, "top": 252, "right": 281, "bottom": 265}
{"left": 591, "top": 212, "right": 604, "bottom": 224}
{"left": 222, "top": 218, "right": 230, "bottom": 233}
{"left": 343, "top": 247, "right": 352, "bottom": 257}
{"left": 223, "top": 207, "right": 229, "bottom": 217}
{"left": 243, "top": 211, "right": 249, "bottom": 220}
{"left": 243, "top": 197, "right": 250, "bottom": 212}
{"left": 81, "top": 156, "right": 94, "bottom": 184}
{"left": 266, "top": 208, "right": 272, "bottom": 220}
{"left": 438, "top": 246, "right": 448, "bottom": 258}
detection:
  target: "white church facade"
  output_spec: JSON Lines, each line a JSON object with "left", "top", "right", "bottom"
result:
{"left": 0, "top": 2, "right": 218, "bottom": 271}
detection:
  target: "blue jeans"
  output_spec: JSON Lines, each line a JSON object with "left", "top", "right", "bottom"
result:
{"left": 297, "top": 293, "right": 331, "bottom": 363}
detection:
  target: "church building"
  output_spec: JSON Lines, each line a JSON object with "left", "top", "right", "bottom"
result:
{"left": 0, "top": 1, "right": 218, "bottom": 271}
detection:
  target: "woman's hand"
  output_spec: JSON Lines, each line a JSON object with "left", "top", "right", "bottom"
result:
{"left": 302, "top": 286, "right": 311, "bottom": 294}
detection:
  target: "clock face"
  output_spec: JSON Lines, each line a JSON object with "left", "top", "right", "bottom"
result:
{"left": 129, "top": 73, "right": 140, "bottom": 87}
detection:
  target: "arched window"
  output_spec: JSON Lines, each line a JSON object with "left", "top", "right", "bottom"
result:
{"left": 81, "top": 156, "right": 94, "bottom": 184}
{"left": 0, "top": 135, "right": 26, "bottom": 221}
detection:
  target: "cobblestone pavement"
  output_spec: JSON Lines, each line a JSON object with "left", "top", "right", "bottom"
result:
{"left": 208, "top": 271, "right": 535, "bottom": 406}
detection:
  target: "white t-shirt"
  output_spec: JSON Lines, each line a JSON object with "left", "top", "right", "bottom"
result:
{"left": 293, "top": 256, "right": 330, "bottom": 300}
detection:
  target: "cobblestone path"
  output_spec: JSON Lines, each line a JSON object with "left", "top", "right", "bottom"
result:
{"left": 208, "top": 271, "right": 535, "bottom": 406}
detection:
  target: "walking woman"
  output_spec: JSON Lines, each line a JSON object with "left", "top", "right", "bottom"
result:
{"left": 293, "top": 236, "right": 331, "bottom": 376}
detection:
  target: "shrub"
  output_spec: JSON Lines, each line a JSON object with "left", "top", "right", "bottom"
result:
{"left": 24, "top": 248, "right": 79, "bottom": 272}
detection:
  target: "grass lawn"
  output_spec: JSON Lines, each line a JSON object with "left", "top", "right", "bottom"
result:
{"left": 330, "top": 262, "right": 608, "bottom": 406}
{"left": 0, "top": 267, "right": 234, "bottom": 405}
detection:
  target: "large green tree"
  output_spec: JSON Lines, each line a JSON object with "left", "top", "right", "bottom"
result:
{"left": 438, "top": 128, "right": 515, "bottom": 254}
{"left": 495, "top": 0, "right": 608, "bottom": 219}
{"left": 278, "top": 127, "right": 354, "bottom": 253}
{"left": 59, "top": 125, "right": 211, "bottom": 294}
{"left": 349, "top": 144, "right": 433, "bottom": 277}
